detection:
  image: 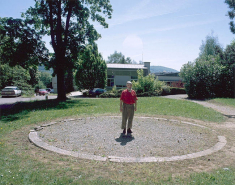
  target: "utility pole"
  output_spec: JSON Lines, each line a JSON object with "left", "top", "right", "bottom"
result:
{"left": 142, "top": 52, "right": 143, "bottom": 63}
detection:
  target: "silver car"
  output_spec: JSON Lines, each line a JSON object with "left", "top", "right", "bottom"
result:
{"left": 1, "top": 86, "right": 22, "bottom": 97}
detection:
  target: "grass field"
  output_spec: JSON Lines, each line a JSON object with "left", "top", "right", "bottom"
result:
{"left": 0, "top": 97, "right": 234, "bottom": 184}
{"left": 210, "top": 98, "right": 235, "bottom": 108}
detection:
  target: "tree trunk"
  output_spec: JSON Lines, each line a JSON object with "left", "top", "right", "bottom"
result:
{"left": 56, "top": 56, "right": 67, "bottom": 101}
{"left": 65, "top": 68, "right": 74, "bottom": 93}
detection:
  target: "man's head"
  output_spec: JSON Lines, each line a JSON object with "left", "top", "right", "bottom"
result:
{"left": 126, "top": 81, "right": 132, "bottom": 90}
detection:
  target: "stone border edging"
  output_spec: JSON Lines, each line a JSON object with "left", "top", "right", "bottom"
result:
{"left": 28, "top": 117, "right": 227, "bottom": 163}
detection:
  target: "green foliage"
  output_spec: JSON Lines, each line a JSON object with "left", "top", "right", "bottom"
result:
{"left": 111, "top": 85, "right": 117, "bottom": 93}
{"left": 28, "top": 66, "right": 40, "bottom": 87}
{"left": 0, "top": 63, "right": 34, "bottom": 95}
{"left": 106, "top": 51, "right": 134, "bottom": 64}
{"left": 75, "top": 44, "right": 107, "bottom": 90}
{"left": 180, "top": 56, "right": 226, "bottom": 99}
{"left": 225, "top": 0, "right": 235, "bottom": 34}
{"left": 132, "top": 69, "right": 166, "bottom": 95}
{"left": 180, "top": 33, "right": 235, "bottom": 99}
{"left": 162, "top": 87, "right": 186, "bottom": 96}
{"left": 224, "top": 40, "right": 235, "bottom": 66}
{"left": 199, "top": 33, "right": 224, "bottom": 60}
{"left": 39, "top": 71, "right": 52, "bottom": 88}
{"left": 34, "top": 81, "right": 46, "bottom": 90}
{"left": 0, "top": 17, "right": 49, "bottom": 69}
{"left": 0, "top": 63, "right": 13, "bottom": 90}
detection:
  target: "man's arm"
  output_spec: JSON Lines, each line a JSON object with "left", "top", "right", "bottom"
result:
{"left": 120, "top": 100, "right": 123, "bottom": 112}
{"left": 135, "top": 101, "right": 137, "bottom": 111}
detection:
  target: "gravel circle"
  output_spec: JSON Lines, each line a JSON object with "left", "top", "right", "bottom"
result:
{"left": 38, "top": 116, "right": 218, "bottom": 158}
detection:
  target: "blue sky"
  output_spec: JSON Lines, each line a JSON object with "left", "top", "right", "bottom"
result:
{"left": 0, "top": 0, "right": 234, "bottom": 71}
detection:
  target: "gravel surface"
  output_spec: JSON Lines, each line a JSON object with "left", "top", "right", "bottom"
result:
{"left": 38, "top": 116, "right": 217, "bottom": 158}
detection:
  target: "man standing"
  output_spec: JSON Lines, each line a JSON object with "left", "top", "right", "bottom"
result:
{"left": 120, "top": 81, "right": 138, "bottom": 134}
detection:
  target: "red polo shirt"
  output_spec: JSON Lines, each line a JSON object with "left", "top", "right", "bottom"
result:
{"left": 120, "top": 89, "right": 138, "bottom": 104}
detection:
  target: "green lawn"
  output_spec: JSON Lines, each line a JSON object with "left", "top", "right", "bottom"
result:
{"left": 0, "top": 97, "right": 233, "bottom": 184}
{"left": 211, "top": 98, "right": 235, "bottom": 108}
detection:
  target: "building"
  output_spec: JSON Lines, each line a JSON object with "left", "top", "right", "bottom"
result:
{"left": 155, "top": 72, "right": 184, "bottom": 88}
{"left": 52, "top": 62, "right": 151, "bottom": 92}
{"left": 52, "top": 75, "right": 58, "bottom": 93}
{"left": 106, "top": 62, "right": 150, "bottom": 88}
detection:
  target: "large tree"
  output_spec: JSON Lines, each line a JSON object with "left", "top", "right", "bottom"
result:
{"left": 75, "top": 44, "right": 107, "bottom": 90}
{"left": 24, "top": 0, "right": 112, "bottom": 100}
{"left": 106, "top": 51, "right": 134, "bottom": 64}
{"left": 199, "top": 33, "right": 224, "bottom": 60}
{"left": 225, "top": 0, "right": 235, "bottom": 34}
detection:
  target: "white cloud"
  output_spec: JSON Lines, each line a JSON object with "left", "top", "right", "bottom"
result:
{"left": 122, "top": 35, "right": 143, "bottom": 50}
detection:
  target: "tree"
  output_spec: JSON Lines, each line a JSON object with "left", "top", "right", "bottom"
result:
{"left": 24, "top": 0, "right": 112, "bottom": 100}
{"left": 75, "top": 44, "right": 107, "bottom": 90}
{"left": 224, "top": 40, "right": 235, "bottom": 65}
{"left": 107, "top": 51, "right": 134, "bottom": 64}
{"left": 0, "top": 17, "right": 49, "bottom": 69}
{"left": 39, "top": 71, "right": 52, "bottom": 88}
{"left": 225, "top": 0, "right": 235, "bottom": 34}
{"left": 199, "top": 33, "right": 224, "bottom": 60}
{"left": 28, "top": 66, "right": 40, "bottom": 87}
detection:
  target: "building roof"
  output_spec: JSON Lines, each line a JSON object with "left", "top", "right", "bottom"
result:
{"left": 107, "top": 63, "right": 147, "bottom": 69}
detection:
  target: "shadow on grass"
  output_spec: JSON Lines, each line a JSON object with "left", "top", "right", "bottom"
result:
{"left": 0, "top": 99, "right": 94, "bottom": 122}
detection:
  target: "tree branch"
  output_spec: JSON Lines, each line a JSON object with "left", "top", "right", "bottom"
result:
{"left": 64, "top": 1, "right": 73, "bottom": 49}
{"left": 48, "top": 1, "right": 56, "bottom": 51}
{"left": 56, "top": 0, "right": 63, "bottom": 52}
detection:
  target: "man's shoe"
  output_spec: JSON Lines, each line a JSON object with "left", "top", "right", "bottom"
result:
{"left": 123, "top": 129, "right": 126, "bottom": 134}
{"left": 127, "top": 128, "right": 132, "bottom": 133}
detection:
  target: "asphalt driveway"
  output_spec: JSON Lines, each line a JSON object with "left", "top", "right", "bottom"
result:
{"left": 0, "top": 95, "right": 57, "bottom": 110}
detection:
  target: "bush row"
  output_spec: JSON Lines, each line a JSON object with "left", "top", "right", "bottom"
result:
{"left": 99, "top": 87, "right": 186, "bottom": 98}
{"left": 161, "top": 87, "right": 186, "bottom": 96}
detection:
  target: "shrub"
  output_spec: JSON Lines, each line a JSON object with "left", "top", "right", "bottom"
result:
{"left": 99, "top": 92, "right": 119, "bottom": 98}
{"left": 180, "top": 56, "right": 225, "bottom": 99}
{"left": 132, "top": 69, "right": 167, "bottom": 94}
{"left": 162, "top": 87, "right": 186, "bottom": 96}
{"left": 111, "top": 85, "right": 117, "bottom": 93}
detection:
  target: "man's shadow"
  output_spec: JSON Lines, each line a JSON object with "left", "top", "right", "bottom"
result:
{"left": 115, "top": 133, "right": 135, "bottom": 146}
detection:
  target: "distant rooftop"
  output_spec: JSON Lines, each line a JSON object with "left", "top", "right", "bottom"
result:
{"left": 107, "top": 63, "right": 148, "bottom": 69}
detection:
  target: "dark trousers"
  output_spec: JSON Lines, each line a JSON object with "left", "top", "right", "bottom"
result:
{"left": 121, "top": 103, "right": 134, "bottom": 129}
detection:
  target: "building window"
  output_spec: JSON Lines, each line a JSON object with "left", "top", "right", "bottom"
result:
{"left": 107, "top": 75, "right": 114, "bottom": 87}
{"left": 131, "top": 76, "right": 138, "bottom": 82}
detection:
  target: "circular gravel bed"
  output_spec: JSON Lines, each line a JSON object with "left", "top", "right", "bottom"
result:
{"left": 37, "top": 116, "right": 218, "bottom": 158}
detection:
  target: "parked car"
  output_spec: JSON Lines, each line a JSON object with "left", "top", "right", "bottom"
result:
{"left": 38, "top": 89, "right": 48, "bottom": 96}
{"left": 89, "top": 88, "right": 106, "bottom": 96}
{"left": 46, "top": 88, "right": 54, "bottom": 93}
{"left": 1, "top": 86, "right": 22, "bottom": 97}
